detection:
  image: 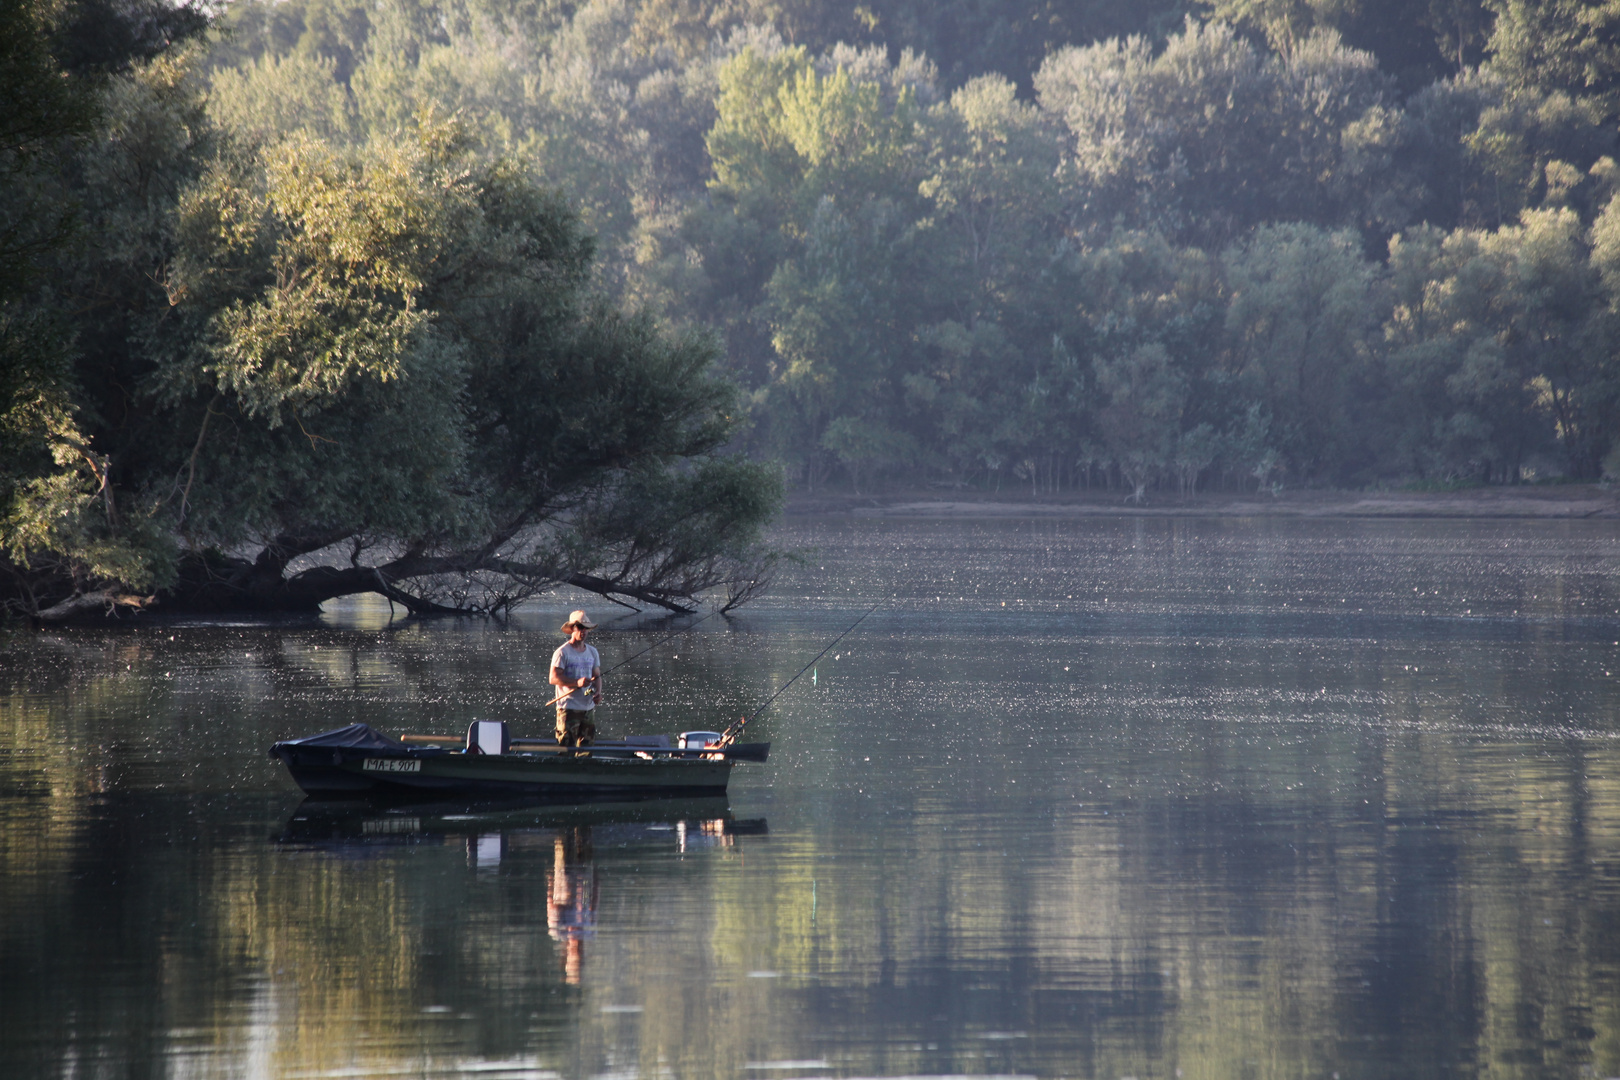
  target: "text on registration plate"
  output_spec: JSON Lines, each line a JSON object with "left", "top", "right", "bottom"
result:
{"left": 363, "top": 758, "right": 420, "bottom": 773}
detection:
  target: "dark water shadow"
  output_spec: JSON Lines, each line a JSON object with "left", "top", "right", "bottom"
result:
{"left": 277, "top": 793, "right": 767, "bottom": 848}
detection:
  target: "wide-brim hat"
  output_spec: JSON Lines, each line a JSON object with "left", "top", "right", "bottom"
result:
{"left": 561, "top": 609, "right": 598, "bottom": 632}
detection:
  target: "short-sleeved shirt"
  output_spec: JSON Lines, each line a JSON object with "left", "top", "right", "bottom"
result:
{"left": 550, "top": 642, "right": 601, "bottom": 711}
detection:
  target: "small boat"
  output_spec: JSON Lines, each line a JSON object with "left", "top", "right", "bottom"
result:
{"left": 270, "top": 721, "right": 769, "bottom": 800}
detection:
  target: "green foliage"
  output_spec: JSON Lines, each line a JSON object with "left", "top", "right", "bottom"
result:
{"left": 0, "top": 0, "right": 206, "bottom": 608}
{"left": 864, "top": 0, "right": 1194, "bottom": 89}
{"left": 0, "top": 16, "right": 781, "bottom": 617}
{"left": 708, "top": 45, "right": 815, "bottom": 212}
{"left": 919, "top": 75, "right": 1061, "bottom": 315}
{"left": 49, "top": 0, "right": 210, "bottom": 75}
{"left": 1384, "top": 206, "right": 1618, "bottom": 481}
{"left": 1222, "top": 223, "right": 1379, "bottom": 476}
{"left": 0, "top": 0, "right": 98, "bottom": 298}
{"left": 1401, "top": 68, "right": 1613, "bottom": 230}
{"left": 1602, "top": 437, "right": 1620, "bottom": 480}
{"left": 1487, "top": 0, "right": 1620, "bottom": 107}
{"left": 1201, "top": 0, "right": 1356, "bottom": 55}
{"left": 1035, "top": 21, "right": 1402, "bottom": 245}
{"left": 19, "top": 0, "right": 1620, "bottom": 619}
{"left": 1200, "top": 0, "right": 1494, "bottom": 87}
{"left": 709, "top": 43, "right": 922, "bottom": 220}
{"left": 207, "top": 52, "right": 360, "bottom": 142}
{"left": 174, "top": 125, "right": 473, "bottom": 421}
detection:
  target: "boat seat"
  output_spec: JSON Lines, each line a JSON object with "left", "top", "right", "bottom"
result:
{"left": 465, "top": 720, "right": 510, "bottom": 755}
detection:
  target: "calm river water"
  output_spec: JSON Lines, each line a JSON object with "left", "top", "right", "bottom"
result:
{"left": 4, "top": 515, "right": 1620, "bottom": 1080}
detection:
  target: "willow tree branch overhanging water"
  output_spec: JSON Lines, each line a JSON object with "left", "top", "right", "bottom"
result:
{"left": 138, "top": 550, "right": 744, "bottom": 619}
{"left": 717, "top": 598, "right": 885, "bottom": 747}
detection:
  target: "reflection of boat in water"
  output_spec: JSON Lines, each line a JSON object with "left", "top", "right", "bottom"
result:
{"left": 276, "top": 795, "right": 767, "bottom": 985}
{"left": 269, "top": 723, "right": 769, "bottom": 799}
{"left": 276, "top": 793, "right": 765, "bottom": 846}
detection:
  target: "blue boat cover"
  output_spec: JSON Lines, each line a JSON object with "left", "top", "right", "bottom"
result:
{"left": 280, "top": 723, "right": 403, "bottom": 749}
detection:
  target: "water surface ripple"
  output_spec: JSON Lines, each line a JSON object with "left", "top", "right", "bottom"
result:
{"left": 2, "top": 515, "right": 1619, "bottom": 1080}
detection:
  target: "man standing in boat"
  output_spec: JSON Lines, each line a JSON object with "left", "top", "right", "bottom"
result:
{"left": 551, "top": 610, "right": 603, "bottom": 746}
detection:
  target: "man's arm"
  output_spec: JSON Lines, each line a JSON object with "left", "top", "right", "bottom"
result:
{"left": 552, "top": 666, "right": 593, "bottom": 689}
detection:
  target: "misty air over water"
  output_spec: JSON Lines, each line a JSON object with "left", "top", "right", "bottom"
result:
{"left": 10, "top": 0, "right": 1620, "bottom": 1077}
{"left": 4, "top": 515, "right": 1620, "bottom": 1079}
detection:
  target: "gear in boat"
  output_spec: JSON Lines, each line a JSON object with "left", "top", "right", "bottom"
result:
{"left": 268, "top": 597, "right": 887, "bottom": 801}
{"left": 270, "top": 721, "right": 769, "bottom": 799}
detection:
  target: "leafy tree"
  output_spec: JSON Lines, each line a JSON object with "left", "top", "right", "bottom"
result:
{"left": 26, "top": 0, "right": 1620, "bottom": 533}
{"left": 1055, "top": 230, "right": 1238, "bottom": 495}
{"left": 1385, "top": 208, "right": 1615, "bottom": 480}
{"left": 1221, "top": 222, "right": 1380, "bottom": 481}
{"left": 1036, "top": 20, "right": 1402, "bottom": 247}
{"left": 700, "top": 42, "right": 930, "bottom": 481}
{"left": 208, "top": 51, "right": 360, "bottom": 142}
{"left": 50, "top": 0, "right": 210, "bottom": 75}
{"left": 1, "top": 22, "right": 781, "bottom": 619}
{"left": 1486, "top": 0, "right": 1620, "bottom": 111}
{"left": 918, "top": 75, "right": 1061, "bottom": 325}
{"left": 707, "top": 44, "right": 815, "bottom": 215}
{"left": 762, "top": 197, "right": 911, "bottom": 483}
{"left": 0, "top": 0, "right": 94, "bottom": 300}
{"left": 865, "top": 0, "right": 1193, "bottom": 90}
{"left": 0, "top": 3, "right": 208, "bottom": 616}
{"left": 888, "top": 317, "right": 1034, "bottom": 487}
{"left": 1094, "top": 342, "right": 1186, "bottom": 500}
{"left": 1200, "top": 0, "right": 1491, "bottom": 88}
{"left": 1199, "top": 0, "right": 1355, "bottom": 55}
{"left": 707, "top": 41, "right": 923, "bottom": 218}
{"left": 158, "top": 118, "right": 782, "bottom": 615}
{"left": 1406, "top": 0, "right": 1493, "bottom": 77}
{"left": 1404, "top": 66, "right": 1615, "bottom": 231}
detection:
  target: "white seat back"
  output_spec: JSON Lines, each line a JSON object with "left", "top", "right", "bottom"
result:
{"left": 467, "top": 720, "right": 509, "bottom": 755}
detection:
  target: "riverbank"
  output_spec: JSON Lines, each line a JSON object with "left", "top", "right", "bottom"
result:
{"left": 786, "top": 483, "right": 1620, "bottom": 519}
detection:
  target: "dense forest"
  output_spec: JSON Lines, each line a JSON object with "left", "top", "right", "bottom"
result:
{"left": 1, "top": 0, "right": 784, "bottom": 619}
{"left": 5, "top": 0, "right": 1620, "bottom": 617}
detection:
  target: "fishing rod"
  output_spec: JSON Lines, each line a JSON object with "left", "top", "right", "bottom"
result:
{"left": 717, "top": 597, "right": 885, "bottom": 746}
{"left": 545, "top": 606, "right": 725, "bottom": 708}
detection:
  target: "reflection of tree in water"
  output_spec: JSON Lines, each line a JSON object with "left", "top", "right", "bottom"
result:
{"left": 546, "top": 827, "right": 598, "bottom": 985}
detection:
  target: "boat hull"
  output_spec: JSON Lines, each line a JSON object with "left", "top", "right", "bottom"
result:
{"left": 272, "top": 743, "right": 734, "bottom": 799}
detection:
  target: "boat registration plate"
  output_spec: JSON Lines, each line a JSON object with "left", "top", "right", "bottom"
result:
{"left": 363, "top": 758, "right": 421, "bottom": 773}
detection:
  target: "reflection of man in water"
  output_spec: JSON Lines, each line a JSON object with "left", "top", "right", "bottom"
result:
{"left": 546, "top": 827, "right": 598, "bottom": 984}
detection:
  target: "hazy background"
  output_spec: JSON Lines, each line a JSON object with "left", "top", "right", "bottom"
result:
{"left": 194, "top": 0, "right": 1620, "bottom": 492}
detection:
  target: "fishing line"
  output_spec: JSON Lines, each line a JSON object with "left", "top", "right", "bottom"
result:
{"left": 600, "top": 606, "right": 724, "bottom": 677}
{"left": 719, "top": 596, "right": 886, "bottom": 745}
{"left": 542, "top": 606, "right": 724, "bottom": 708}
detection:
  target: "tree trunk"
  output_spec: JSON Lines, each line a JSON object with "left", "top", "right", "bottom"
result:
{"left": 33, "top": 590, "right": 149, "bottom": 623}
{"left": 149, "top": 548, "right": 700, "bottom": 617}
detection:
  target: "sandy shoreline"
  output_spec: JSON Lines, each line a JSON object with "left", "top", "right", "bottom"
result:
{"left": 786, "top": 484, "right": 1620, "bottom": 519}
